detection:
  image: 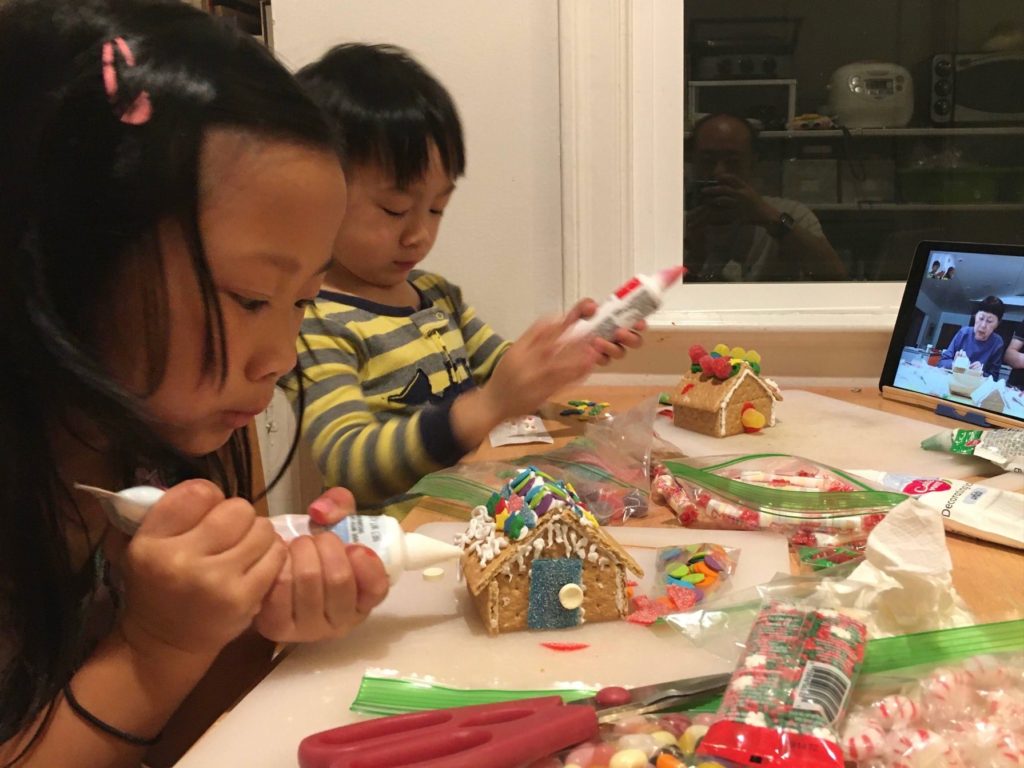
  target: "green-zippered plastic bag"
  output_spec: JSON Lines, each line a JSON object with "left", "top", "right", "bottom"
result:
{"left": 408, "top": 437, "right": 651, "bottom": 524}
{"left": 653, "top": 454, "right": 909, "bottom": 548}
{"left": 350, "top": 620, "right": 1024, "bottom": 718}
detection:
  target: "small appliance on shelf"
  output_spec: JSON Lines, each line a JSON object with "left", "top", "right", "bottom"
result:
{"left": 827, "top": 62, "right": 913, "bottom": 128}
{"left": 689, "top": 17, "right": 801, "bottom": 81}
{"left": 930, "top": 52, "right": 1024, "bottom": 125}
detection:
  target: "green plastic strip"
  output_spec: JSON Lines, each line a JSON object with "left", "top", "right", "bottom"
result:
{"left": 860, "top": 619, "right": 1024, "bottom": 675}
{"left": 351, "top": 620, "right": 1024, "bottom": 716}
{"left": 351, "top": 677, "right": 595, "bottom": 716}
{"left": 661, "top": 459, "right": 907, "bottom": 515}
{"left": 407, "top": 473, "right": 496, "bottom": 508}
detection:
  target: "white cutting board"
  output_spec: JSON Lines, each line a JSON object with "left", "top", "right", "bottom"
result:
{"left": 655, "top": 390, "right": 996, "bottom": 479}
{"left": 178, "top": 526, "right": 789, "bottom": 768}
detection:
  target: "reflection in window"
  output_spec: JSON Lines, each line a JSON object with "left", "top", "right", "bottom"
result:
{"left": 682, "top": 2, "right": 1024, "bottom": 284}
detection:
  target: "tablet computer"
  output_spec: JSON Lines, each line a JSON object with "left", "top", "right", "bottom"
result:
{"left": 879, "top": 240, "right": 1024, "bottom": 428}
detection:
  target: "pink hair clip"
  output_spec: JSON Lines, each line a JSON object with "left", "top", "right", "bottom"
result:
{"left": 101, "top": 37, "right": 152, "bottom": 126}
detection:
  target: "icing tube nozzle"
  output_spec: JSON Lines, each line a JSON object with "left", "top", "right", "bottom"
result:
{"left": 655, "top": 264, "right": 686, "bottom": 289}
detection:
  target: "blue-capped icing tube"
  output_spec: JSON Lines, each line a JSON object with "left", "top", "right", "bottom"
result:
{"left": 247, "top": 513, "right": 463, "bottom": 584}
{"left": 76, "top": 484, "right": 462, "bottom": 584}
{"left": 561, "top": 265, "right": 685, "bottom": 343}
{"left": 303, "top": 514, "right": 462, "bottom": 584}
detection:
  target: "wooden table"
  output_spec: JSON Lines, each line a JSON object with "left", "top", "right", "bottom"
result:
{"left": 404, "top": 385, "right": 1024, "bottom": 625}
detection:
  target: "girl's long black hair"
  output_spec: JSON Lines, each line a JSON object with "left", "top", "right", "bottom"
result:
{"left": 0, "top": 0, "right": 337, "bottom": 746}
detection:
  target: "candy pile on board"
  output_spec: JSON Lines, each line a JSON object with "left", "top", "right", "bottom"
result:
{"left": 519, "top": 710, "right": 726, "bottom": 768}
{"left": 840, "top": 653, "right": 1024, "bottom": 767}
{"left": 561, "top": 399, "right": 614, "bottom": 421}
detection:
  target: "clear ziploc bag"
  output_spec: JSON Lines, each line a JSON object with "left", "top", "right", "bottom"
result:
{"left": 652, "top": 454, "right": 908, "bottom": 548}
{"left": 688, "top": 620, "right": 1024, "bottom": 768}
{"left": 409, "top": 400, "right": 661, "bottom": 524}
{"left": 838, "top": 622, "right": 1024, "bottom": 768}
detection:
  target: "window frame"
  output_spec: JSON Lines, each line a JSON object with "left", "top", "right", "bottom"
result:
{"left": 558, "top": 0, "right": 905, "bottom": 333}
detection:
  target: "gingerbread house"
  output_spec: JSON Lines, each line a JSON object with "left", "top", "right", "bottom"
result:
{"left": 456, "top": 468, "right": 643, "bottom": 635}
{"left": 672, "top": 345, "right": 782, "bottom": 438}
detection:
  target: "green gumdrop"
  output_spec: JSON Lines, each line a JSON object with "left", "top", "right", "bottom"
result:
{"left": 505, "top": 515, "right": 525, "bottom": 540}
{"left": 682, "top": 573, "right": 705, "bottom": 584}
{"left": 485, "top": 493, "right": 500, "bottom": 516}
{"left": 751, "top": 361, "right": 762, "bottom": 375}
{"left": 668, "top": 565, "right": 691, "bottom": 578}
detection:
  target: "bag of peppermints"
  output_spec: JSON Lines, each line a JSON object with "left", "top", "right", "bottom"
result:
{"left": 652, "top": 455, "right": 908, "bottom": 549}
{"left": 695, "top": 600, "right": 869, "bottom": 768}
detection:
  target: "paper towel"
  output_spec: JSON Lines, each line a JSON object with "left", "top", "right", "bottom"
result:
{"left": 817, "top": 497, "right": 974, "bottom": 637}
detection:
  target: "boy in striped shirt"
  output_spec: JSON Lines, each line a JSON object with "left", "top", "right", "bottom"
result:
{"left": 288, "top": 44, "right": 642, "bottom": 514}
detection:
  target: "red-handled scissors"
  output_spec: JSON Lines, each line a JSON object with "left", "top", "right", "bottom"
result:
{"left": 298, "top": 672, "right": 730, "bottom": 768}
{"left": 297, "top": 696, "right": 596, "bottom": 768}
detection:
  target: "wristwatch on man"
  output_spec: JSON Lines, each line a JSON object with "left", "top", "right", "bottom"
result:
{"left": 767, "top": 212, "right": 795, "bottom": 240}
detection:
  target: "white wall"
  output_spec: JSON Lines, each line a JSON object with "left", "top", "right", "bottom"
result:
{"left": 272, "top": 0, "right": 564, "bottom": 340}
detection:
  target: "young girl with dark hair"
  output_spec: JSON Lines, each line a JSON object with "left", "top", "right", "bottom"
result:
{"left": 0, "top": 2, "right": 388, "bottom": 765}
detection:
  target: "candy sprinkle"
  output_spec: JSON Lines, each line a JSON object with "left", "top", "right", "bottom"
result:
{"left": 540, "top": 641, "right": 591, "bottom": 652}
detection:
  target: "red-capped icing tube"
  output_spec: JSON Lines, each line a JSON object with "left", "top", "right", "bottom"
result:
{"left": 561, "top": 265, "right": 685, "bottom": 343}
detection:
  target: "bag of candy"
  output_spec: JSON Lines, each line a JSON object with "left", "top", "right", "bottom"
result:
{"left": 695, "top": 600, "right": 869, "bottom": 768}
{"left": 410, "top": 399, "right": 663, "bottom": 524}
{"left": 838, "top": 622, "right": 1024, "bottom": 768}
{"left": 652, "top": 455, "right": 908, "bottom": 548}
{"left": 921, "top": 427, "right": 1024, "bottom": 473}
{"left": 624, "top": 543, "right": 740, "bottom": 626}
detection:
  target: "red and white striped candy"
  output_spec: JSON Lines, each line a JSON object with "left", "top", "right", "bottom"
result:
{"left": 875, "top": 694, "right": 921, "bottom": 728}
{"left": 962, "top": 654, "right": 1010, "bottom": 688}
{"left": 840, "top": 717, "right": 887, "bottom": 760}
{"left": 987, "top": 689, "right": 1024, "bottom": 729}
{"left": 887, "top": 728, "right": 952, "bottom": 768}
{"left": 953, "top": 721, "right": 1023, "bottom": 768}
{"left": 923, "top": 669, "right": 972, "bottom": 705}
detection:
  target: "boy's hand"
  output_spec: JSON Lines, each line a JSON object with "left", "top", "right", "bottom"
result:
{"left": 483, "top": 314, "right": 600, "bottom": 421}
{"left": 119, "top": 479, "right": 287, "bottom": 661}
{"left": 253, "top": 488, "right": 389, "bottom": 643}
{"left": 570, "top": 297, "right": 646, "bottom": 364}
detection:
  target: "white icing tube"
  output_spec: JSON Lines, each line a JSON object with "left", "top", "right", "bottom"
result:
{"left": 847, "top": 470, "right": 1024, "bottom": 550}
{"left": 77, "top": 484, "right": 462, "bottom": 583}
{"left": 560, "top": 265, "right": 684, "bottom": 343}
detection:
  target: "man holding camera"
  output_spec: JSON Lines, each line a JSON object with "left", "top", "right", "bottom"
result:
{"left": 684, "top": 113, "right": 847, "bottom": 282}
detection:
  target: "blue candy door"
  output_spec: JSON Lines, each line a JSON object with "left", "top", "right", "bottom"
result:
{"left": 527, "top": 558, "right": 582, "bottom": 630}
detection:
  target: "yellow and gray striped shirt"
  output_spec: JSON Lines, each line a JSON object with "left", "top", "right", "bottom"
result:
{"left": 287, "top": 271, "right": 511, "bottom": 512}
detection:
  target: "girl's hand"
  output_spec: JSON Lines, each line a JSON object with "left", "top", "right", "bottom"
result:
{"left": 570, "top": 297, "right": 646, "bottom": 364}
{"left": 483, "top": 315, "right": 600, "bottom": 421}
{"left": 118, "top": 479, "right": 288, "bottom": 661}
{"left": 253, "top": 488, "right": 389, "bottom": 643}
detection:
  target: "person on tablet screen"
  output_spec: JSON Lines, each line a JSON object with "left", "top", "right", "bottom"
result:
{"left": 937, "top": 296, "right": 1006, "bottom": 378}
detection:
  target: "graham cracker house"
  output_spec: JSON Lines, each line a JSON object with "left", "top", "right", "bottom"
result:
{"left": 672, "top": 361, "right": 783, "bottom": 438}
{"left": 458, "top": 505, "right": 643, "bottom": 635}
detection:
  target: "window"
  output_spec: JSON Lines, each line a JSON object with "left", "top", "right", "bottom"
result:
{"left": 560, "top": 0, "right": 1024, "bottom": 331}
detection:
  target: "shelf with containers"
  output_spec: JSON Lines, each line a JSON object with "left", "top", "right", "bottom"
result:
{"left": 685, "top": 126, "right": 1024, "bottom": 280}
